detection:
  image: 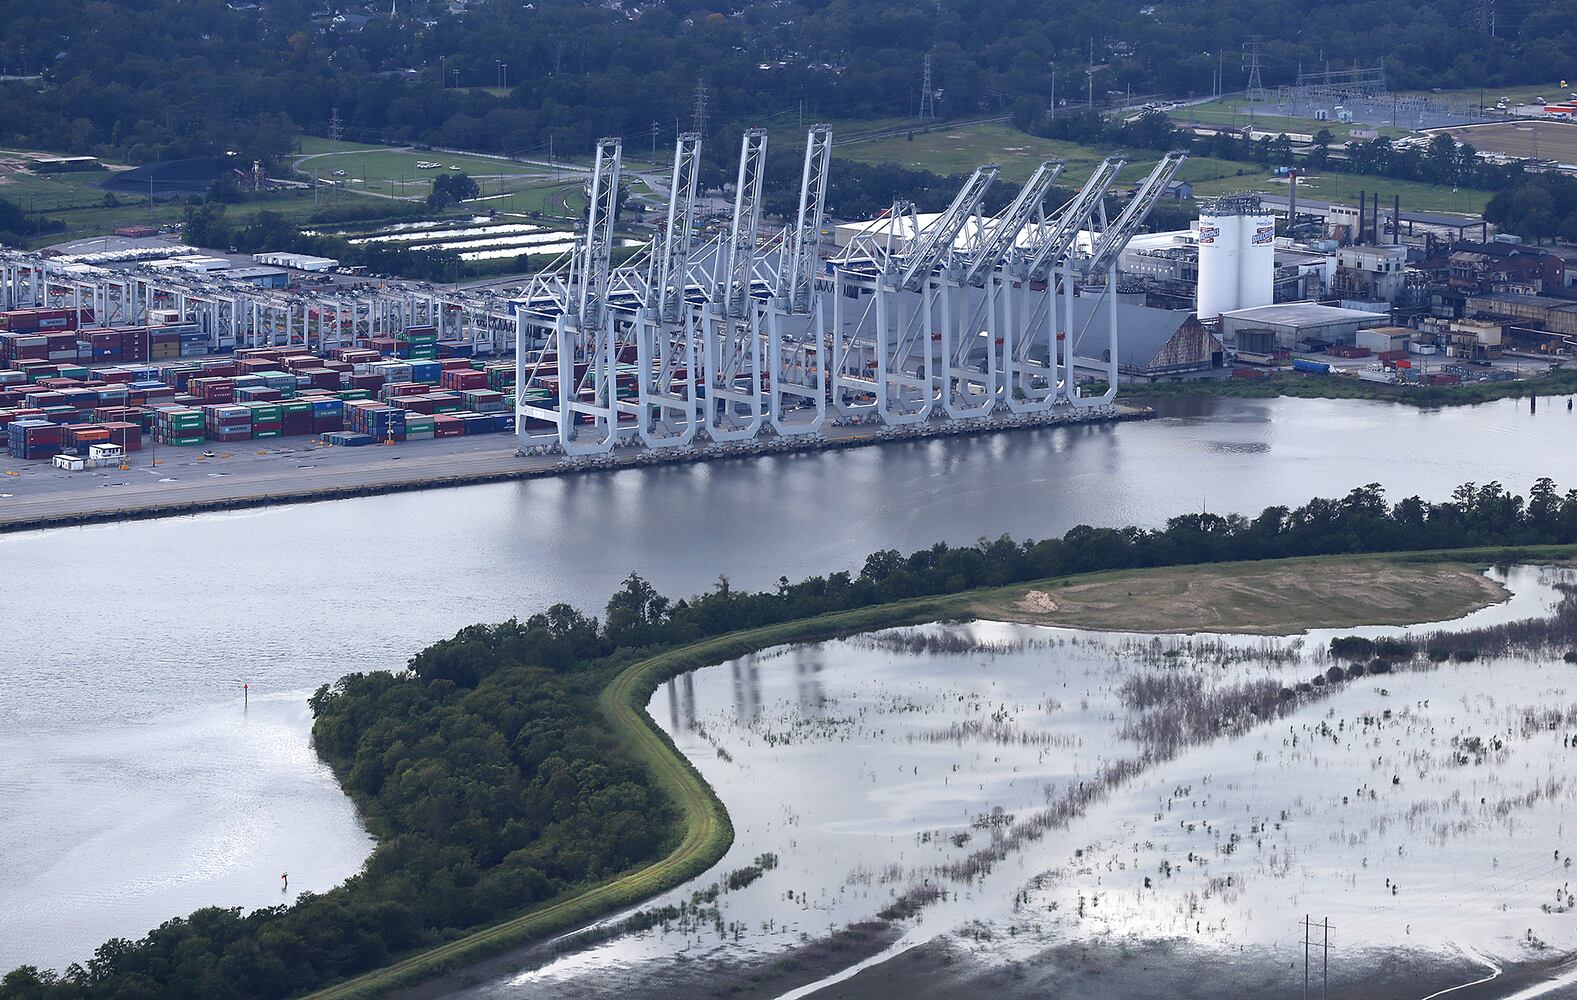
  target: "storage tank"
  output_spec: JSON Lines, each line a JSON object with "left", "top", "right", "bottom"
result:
{"left": 1196, "top": 194, "right": 1275, "bottom": 319}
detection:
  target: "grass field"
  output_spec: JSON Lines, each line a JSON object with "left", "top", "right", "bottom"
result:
{"left": 0, "top": 157, "right": 413, "bottom": 246}
{"left": 1399, "top": 83, "right": 1576, "bottom": 108}
{"left": 1166, "top": 98, "right": 1414, "bottom": 141}
{"left": 1189, "top": 167, "right": 1494, "bottom": 215}
{"left": 1432, "top": 119, "right": 1577, "bottom": 162}
{"left": 836, "top": 121, "right": 1492, "bottom": 213}
{"left": 978, "top": 557, "right": 1508, "bottom": 635}
{"left": 294, "top": 135, "right": 588, "bottom": 214}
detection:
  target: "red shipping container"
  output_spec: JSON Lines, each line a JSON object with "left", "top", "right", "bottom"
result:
{"left": 440, "top": 369, "right": 488, "bottom": 391}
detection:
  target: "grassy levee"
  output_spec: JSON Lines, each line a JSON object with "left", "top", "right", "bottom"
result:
{"left": 304, "top": 598, "right": 952, "bottom": 1000}
{"left": 1122, "top": 368, "right": 1577, "bottom": 407}
{"left": 302, "top": 544, "right": 1572, "bottom": 1000}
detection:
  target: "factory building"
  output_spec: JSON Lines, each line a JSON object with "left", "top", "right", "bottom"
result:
{"left": 1333, "top": 244, "right": 1408, "bottom": 302}
{"left": 1218, "top": 302, "right": 1389, "bottom": 350}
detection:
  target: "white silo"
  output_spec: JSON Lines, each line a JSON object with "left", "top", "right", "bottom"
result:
{"left": 1195, "top": 194, "right": 1275, "bottom": 319}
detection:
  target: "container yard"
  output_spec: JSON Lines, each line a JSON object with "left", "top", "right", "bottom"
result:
{"left": 0, "top": 307, "right": 522, "bottom": 466}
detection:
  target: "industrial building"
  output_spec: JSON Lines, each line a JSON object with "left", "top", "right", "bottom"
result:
{"left": 225, "top": 266, "right": 291, "bottom": 288}
{"left": 1218, "top": 302, "right": 1388, "bottom": 350}
{"left": 145, "top": 255, "right": 232, "bottom": 273}
{"left": 252, "top": 252, "right": 339, "bottom": 272}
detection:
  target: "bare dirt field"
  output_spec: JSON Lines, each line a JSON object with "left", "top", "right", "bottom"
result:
{"left": 1433, "top": 120, "right": 1577, "bottom": 161}
{"left": 974, "top": 557, "right": 1510, "bottom": 634}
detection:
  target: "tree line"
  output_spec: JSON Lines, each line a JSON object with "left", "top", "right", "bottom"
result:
{"left": 0, "top": 0, "right": 1570, "bottom": 169}
{"left": 1484, "top": 172, "right": 1577, "bottom": 241}
{"left": 5, "top": 477, "right": 1576, "bottom": 999}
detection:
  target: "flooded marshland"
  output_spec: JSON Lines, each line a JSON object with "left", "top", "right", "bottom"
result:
{"left": 457, "top": 566, "right": 1577, "bottom": 999}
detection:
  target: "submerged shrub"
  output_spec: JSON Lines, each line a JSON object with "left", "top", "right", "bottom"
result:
{"left": 1330, "top": 636, "right": 1375, "bottom": 659}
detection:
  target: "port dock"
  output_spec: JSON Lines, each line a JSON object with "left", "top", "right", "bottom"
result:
{"left": 0, "top": 403, "right": 1152, "bottom": 533}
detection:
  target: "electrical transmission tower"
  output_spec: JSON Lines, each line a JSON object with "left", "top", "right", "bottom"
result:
{"left": 322, "top": 106, "right": 344, "bottom": 205}
{"left": 1478, "top": 0, "right": 1497, "bottom": 36}
{"left": 919, "top": 54, "right": 936, "bottom": 119}
{"left": 1243, "top": 35, "right": 1266, "bottom": 103}
{"left": 692, "top": 81, "right": 710, "bottom": 138}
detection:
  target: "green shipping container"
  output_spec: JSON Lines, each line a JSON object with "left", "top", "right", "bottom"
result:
{"left": 162, "top": 435, "right": 205, "bottom": 446}
{"left": 252, "top": 429, "right": 281, "bottom": 439}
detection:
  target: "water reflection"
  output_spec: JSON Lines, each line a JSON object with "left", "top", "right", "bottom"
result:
{"left": 458, "top": 567, "right": 1577, "bottom": 999}
{"left": 6, "top": 395, "right": 1577, "bottom": 965}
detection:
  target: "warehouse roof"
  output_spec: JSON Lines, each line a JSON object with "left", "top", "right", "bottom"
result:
{"left": 226, "top": 266, "right": 290, "bottom": 280}
{"left": 1219, "top": 302, "right": 1388, "bottom": 328}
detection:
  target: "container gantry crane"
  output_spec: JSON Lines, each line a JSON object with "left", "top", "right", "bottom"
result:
{"left": 767, "top": 124, "right": 832, "bottom": 436}
{"left": 1061, "top": 150, "right": 1187, "bottom": 408}
{"left": 831, "top": 164, "right": 999, "bottom": 425}
{"left": 702, "top": 128, "right": 769, "bottom": 442}
{"left": 936, "top": 159, "right": 1064, "bottom": 418}
{"left": 1003, "top": 156, "right": 1126, "bottom": 413}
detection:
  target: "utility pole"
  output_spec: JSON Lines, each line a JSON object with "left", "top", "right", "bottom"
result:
{"left": 1303, "top": 912, "right": 1310, "bottom": 1000}
{"left": 1299, "top": 915, "right": 1332, "bottom": 1000}
{"left": 919, "top": 54, "right": 935, "bottom": 119}
{"left": 1323, "top": 917, "right": 1331, "bottom": 1000}
{"left": 1088, "top": 38, "right": 1095, "bottom": 108}
{"left": 651, "top": 120, "right": 660, "bottom": 164}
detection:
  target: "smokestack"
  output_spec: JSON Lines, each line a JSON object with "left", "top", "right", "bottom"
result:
{"left": 1288, "top": 170, "right": 1298, "bottom": 236}
{"left": 1393, "top": 194, "right": 1400, "bottom": 245}
{"left": 1357, "top": 190, "right": 1366, "bottom": 246}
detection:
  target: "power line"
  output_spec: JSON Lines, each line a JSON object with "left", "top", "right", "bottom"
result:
{"left": 919, "top": 53, "right": 936, "bottom": 120}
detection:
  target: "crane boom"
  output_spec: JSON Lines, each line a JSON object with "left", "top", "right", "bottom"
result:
{"left": 778, "top": 124, "right": 832, "bottom": 314}
{"left": 575, "top": 137, "right": 622, "bottom": 331}
{"left": 653, "top": 132, "right": 702, "bottom": 324}
{"left": 719, "top": 128, "right": 768, "bottom": 318}
{"left": 894, "top": 164, "right": 999, "bottom": 292}
{"left": 959, "top": 159, "right": 1064, "bottom": 288}
{"left": 1019, "top": 156, "right": 1124, "bottom": 282}
{"left": 1083, "top": 150, "right": 1188, "bottom": 276}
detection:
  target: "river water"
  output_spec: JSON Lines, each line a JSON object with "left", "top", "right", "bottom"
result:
{"left": 1, "top": 394, "right": 1574, "bottom": 972}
